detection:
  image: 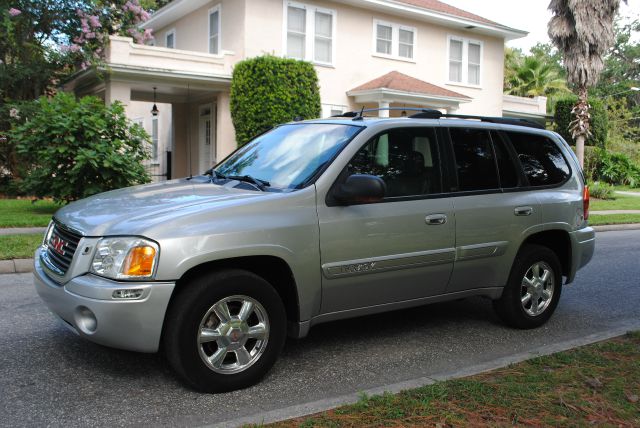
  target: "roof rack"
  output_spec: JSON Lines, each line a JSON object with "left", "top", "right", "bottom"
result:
{"left": 332, "top": 107, "right": 545, "bottom": 129}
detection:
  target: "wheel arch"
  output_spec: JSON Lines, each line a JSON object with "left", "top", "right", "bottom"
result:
{"left": 171, "top": 256, "right": 301, "bottom": 325}
{"left": 519, "top": 229, "right": 572, "bottom": 280}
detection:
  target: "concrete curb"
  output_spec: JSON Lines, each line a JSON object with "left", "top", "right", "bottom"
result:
{"left": 208, "top": 321, "right": 640, "bottom": 428}
{"left": 592, "top": 223, "right": 640, "bottom": 232}
{"left": 0, "top": 259, "right": 33, "bottom": 274}
{"left": 1, "top": 224, "right": 639, "bottom": 275}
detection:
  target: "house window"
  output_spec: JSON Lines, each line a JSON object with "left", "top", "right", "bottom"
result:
{"left": 448, "top": 36, "right": 482, "bottom": 86}
{"left": 151, "top": 117, "right": 159, "bottom": 160}
{"left": 373, "top": 20, "right": 415, "bottom": 60}
{"left": 209, "top": 5, "right": 221, "bottom": 54}
{"left": 285, "top": 1, "right": 335, "bottom": 65}
{"left": 165, "top": 29, "right": 175, "bottom": 49}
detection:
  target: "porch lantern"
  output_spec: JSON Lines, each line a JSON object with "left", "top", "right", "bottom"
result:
{"left": 151, "top": 87, "right": 159, "bottom": 116}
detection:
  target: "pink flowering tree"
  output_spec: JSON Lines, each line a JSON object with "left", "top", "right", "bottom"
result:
{"left": 67, "top": 0, "right": 154, "bottom": 69}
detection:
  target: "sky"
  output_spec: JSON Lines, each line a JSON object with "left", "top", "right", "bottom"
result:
{"left": 443, "top": 0, "right": 640, "bottom": 53}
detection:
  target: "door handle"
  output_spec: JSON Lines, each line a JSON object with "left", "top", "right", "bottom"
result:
{"left": 514, "top": 206, "right": 533, "bottom": 216}
{"left": 425, "top": 214, "right": 447, "bottom": 225}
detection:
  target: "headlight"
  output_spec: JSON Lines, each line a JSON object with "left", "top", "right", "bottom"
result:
{"left": 90, "top": 237, "right": 159, "bottom": 280}
{"left": 43, "top": 221, "right": 54, "bottom": 247}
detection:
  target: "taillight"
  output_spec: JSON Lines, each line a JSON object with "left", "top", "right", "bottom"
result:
{"left": 583, "top": 185, "right": 590, "bottom": 220}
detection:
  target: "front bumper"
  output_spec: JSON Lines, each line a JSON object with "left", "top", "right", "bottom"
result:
{"left": 567, "top": 226, "right": 596, "bottom": 284}
{"left": 33, "top": 247, "right": 175, "bottom": 353}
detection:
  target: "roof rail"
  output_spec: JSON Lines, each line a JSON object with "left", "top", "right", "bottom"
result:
{"left": 331, "top": 107, "right": 545, "bottom": 129}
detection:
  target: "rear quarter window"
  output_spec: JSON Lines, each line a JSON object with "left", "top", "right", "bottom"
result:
{"left": 505, "top": 131, "right": 570, "bottom": 187}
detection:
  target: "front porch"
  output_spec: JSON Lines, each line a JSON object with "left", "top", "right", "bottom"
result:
{"left": 63, "top": 36, "right": 237, "bottom": 181}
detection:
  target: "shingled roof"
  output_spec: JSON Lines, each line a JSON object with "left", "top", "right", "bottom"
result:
{"left": 349, "top": 71, "right": 471, "bottom": 99}
{"left": 395, "top": 0, "right": 498, "bottom": 26}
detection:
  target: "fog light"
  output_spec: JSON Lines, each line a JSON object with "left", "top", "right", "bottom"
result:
{"left": 74, "top": 306, "right": 97, "bottom": 334}
{"left": 112, "top": 289, "right": 144, "bottom": 299}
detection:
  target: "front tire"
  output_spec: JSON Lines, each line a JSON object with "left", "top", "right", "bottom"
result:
{"left": 164, "top": 269, "right": 287, "bottom": 393}
{"left": 493, "top": 244, "right": 562, "bottom": 329}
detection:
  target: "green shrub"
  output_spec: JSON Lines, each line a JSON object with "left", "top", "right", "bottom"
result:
{"left": 230, "top": 55, "right": 321, "bottom": 146}
{"left": 554, "top": 96, "right": 608, "bottom": 148}
{"left": 588, "top": 181, "right": 615, "bottom": 200}
{"left": 586, "top": 147, "right": 640, "bottom": 188}
{"left": 11, "top": 92, "right": 151, "bottom": 203}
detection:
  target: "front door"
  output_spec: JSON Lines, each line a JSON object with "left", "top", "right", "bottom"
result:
{"left": 199, "top": 104, "right": 215, "bottom": 173}
{"left": 317, "top": 126, "right": 456, "bottom": 314}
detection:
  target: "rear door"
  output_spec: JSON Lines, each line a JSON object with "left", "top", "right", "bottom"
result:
{"left": 444, "top": 127, "right": 542, "bottom": 293}
{"left": 317, "top": 126, "right": 456, "bottom": 314}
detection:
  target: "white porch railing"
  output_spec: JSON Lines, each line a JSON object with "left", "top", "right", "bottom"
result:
{"left": 105, "top": 36, "right": 233, "bottom": 77}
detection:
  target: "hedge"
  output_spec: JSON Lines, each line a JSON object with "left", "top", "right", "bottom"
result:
{"left": 230, "top": 55, "right": 321, "bottom": 146}
{"left": 554, "top": 96, "right": 608, "bottom": 148}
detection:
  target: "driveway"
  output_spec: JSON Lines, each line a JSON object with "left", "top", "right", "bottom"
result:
{"left": 0, "top": 229, "right": 639, "bottom": 427}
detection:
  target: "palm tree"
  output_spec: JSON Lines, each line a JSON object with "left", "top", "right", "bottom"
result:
{"left": 548, "top": 0, "right": 622, "bottom": 167}
{"left": 505, "top": 55, "right": 569, "bottom": 98}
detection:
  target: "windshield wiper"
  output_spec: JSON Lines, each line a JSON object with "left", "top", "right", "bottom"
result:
{"left": 227, "top": 175, "right": 270, "bottom": 191}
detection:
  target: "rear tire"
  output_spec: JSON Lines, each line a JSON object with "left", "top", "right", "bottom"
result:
{"left": 493, "top": 244, "right": 562, "bottom": 329}
{"left": 164, "top": 269, "right": 287, "bottom": 393}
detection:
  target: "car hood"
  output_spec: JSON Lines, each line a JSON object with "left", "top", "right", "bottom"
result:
{"left": 54, "top": 177, "right": 268, "bottom": 236}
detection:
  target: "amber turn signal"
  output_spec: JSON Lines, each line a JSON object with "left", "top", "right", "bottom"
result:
{"left": 122, "top": 246, "right": 157, "bottom": 276}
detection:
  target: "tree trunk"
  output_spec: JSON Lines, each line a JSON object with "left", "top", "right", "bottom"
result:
{"left": 575, "top": 135, "right": 585, "bottom": 168}
{"left": 572, "top": 86, "right": 590, "bottom": 169}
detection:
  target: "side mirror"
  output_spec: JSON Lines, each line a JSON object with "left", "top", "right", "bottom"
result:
{"left": 333, "top": 174, "right": 386, "bottom": 205}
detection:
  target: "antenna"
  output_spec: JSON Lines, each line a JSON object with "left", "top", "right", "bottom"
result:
{"left": 353, "top": 105, "right": 365, "bottom": 121}
{"left": 187, "top": 83, "right": 192, "bottom": 179}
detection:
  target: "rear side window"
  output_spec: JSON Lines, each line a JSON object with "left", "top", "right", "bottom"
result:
{"left": 491, "top": 131, "right": 519, "bottom": 188}
{"left": 449, "top": 128, "right": 499, "bottom": 191}
{"left": 505, "top": 132, "right": 570, "bottom": 186}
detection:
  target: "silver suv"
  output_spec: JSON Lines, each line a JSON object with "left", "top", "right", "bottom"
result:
{"left": 34, "top": 109, "right": 595, "bottom": 392}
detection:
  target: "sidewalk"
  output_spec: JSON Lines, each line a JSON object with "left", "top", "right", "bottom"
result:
{"left": 591, "top": 210, "right": 640, "bottom": 215}
{"left": 0, "top": 227, "right": 46, "bottom": 236}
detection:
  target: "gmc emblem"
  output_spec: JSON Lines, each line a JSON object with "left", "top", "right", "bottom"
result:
{"left": 50, "top": 235, "right": 66, "bottom": 256}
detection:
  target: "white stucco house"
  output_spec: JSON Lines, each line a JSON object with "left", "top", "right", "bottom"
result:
{"left": 64, "top": 0, "right": 546, "bottom": 181}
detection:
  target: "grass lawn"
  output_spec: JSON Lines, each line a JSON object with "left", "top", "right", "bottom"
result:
{"left": 0, "top": 234, "right": 42, "bottom": 260}
{"left": 0, "top": 199, "right": 59, "bottom": 228}
{"left": 589, "top": 214, "right": 640, "bottom": 226}
{"left": 591, "top": 193, "right": 640, "bottom": 211}
{"left": 271, "top": 332, "right": 640, "bottom": 427}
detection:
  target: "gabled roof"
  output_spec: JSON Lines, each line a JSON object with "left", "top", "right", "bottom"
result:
{"left": 349, "top": 71, "right": 470, "bottom": 100}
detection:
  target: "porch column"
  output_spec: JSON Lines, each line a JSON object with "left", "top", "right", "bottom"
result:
{"left": 104, "top": 81, "right": 131, "bottom": 113}
{"left": 216, "top": 92, "right": 236, "bottom": 160}
{"left": 378, "top": 101, "right": 390, "bottom": 117}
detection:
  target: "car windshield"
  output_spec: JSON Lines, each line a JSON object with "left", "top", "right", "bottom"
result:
{"left": 214, "top": 123, "right": 361, "bottom": 191}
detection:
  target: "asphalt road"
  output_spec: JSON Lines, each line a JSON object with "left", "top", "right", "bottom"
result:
{"left": 1, "top": 230, "right": 639, "bottom": 427}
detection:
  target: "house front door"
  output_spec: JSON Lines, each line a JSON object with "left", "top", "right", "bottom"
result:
{"left": 198, "top": 104, "right": 215, "bottom": 173}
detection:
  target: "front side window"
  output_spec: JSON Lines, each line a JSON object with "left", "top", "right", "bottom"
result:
{"left": 285, "top": 2, "right": 334, "bottom": 65}
{"left": 215, "top": 124, "right": 360, "bottom": 190}
{"left": 448, "top": 36, "right": 482, "bottom": 85}
{"left": 348, "top": 127, "right": 441, "bottom": 198}
{"left": 374, "top": 20, "right": 415, "bottom": 60}
{"left": 209, "top": 7, "right": 220, "bottom": 54}
{"left": 449, "top": 128, "right": 499, "bottom": 191}
{"left": 505, "top": 132, "right": 570, "bottom": 186}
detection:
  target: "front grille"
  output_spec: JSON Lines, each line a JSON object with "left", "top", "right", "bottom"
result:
{"left": 44, "top": 222, "right": 82, "bottom": 275}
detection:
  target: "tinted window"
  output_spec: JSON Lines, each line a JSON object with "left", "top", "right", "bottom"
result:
{"left": 449, "top": 128, "right": 499, "bottom": 191}
{"left": 491, "top": 131, "right": 519, "bottom": 188}
{"left": 506, "top": 132, "right": 570, "bottom": 186}
{"left": 348, "top": 127, "right": 441, "bottom": 197}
